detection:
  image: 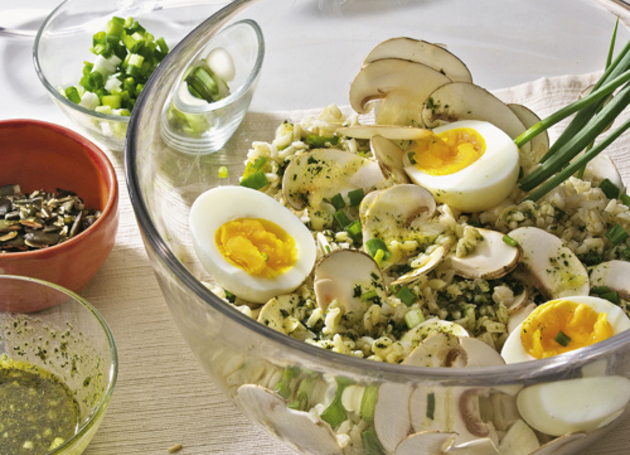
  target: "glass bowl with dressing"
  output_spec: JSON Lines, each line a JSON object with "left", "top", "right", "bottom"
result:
{"left": 0, "top": 275, "right": 117, "bottom": 455}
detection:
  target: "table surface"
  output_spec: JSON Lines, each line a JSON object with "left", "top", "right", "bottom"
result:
{"left": 2, "top": 1, "right": 630, "bottom": 454}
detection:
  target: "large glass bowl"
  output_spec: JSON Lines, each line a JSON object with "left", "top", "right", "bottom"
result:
{"left": 126, "top": 1, "right": 630, "bottom": 454}
{"left": 0, "top": 275, "right": 117, "bottom": 455}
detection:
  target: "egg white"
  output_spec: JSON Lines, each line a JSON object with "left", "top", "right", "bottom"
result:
{"left": 402, "top": 119, "right": 519, "bottom": 213}
{"left": 189, "top": 186, "right": 317, "bottom": 303}
{"left": 501, "top": 295, "right": 630, "bottom": 364}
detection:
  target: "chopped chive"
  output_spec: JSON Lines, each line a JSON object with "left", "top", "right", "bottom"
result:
{"left": 365, "top": 238, "right": 390, "bottom": 262}
{"left": 426, "top": 392, "right": 436, "bottom": 420}
{"left": 334, "top": 210, "right": 351, "bottom": 228}
{"left": 407, "top": 151, "right": 417, "bottom": 165}
{"left": 320, "top": 377, "right": 352, "bottom": 428}
{"left": 361, "top": 289, "right": 379, "bottom": 301}
{"left": 554, "top": 330, "right": 571, "bottom": 347}
{"left": 304, "top": 134, "right": 339, "bottom": 147}
{"left": 185, "top": 66, "right": 220, "bottom": 102}
{"left": 64, "top": 86, "right": 81, "bottom": 104}
{"left": 224, "top": 290, "right": 236, "bottom": 303}
{"left": 360, "top": 385, "right": 379, "bottom": 423}
{"left": 623, "top": 248, "right": 630, "bottom": 260}
{"left": 218, "top": 166, "right": 228, "bottom": 179}
{"left": 239, "top": 170, "right": 269, "bottom": 190}
{"left": 345, "top": 220, "right": 362, "bottom": 244}
{"left": 621, "top": 194, "right": 630, "bottom": 207}
{"left": 600, "top": 178, "right": 621, "bottom": 199}
{"left": 404, "top": 309, "right": 425, "bottom": 329}
{"left": 251, "top": 156, "right": 268, "bottom": 172}
{"left": 591, "top": 285, "right": 610, "bottom": 295}
{"left": 502, "top": 235, "right": 519, "bottom": 247}
{"left": 274, "top": 366, "right": 300, "bottom": 399}
{"left": 396, "top": 285, "right": 416, "bottom": 306}
{"left": 373, "top": 248, "right": 385, "bottom": 265}
{"left": 606, "top": 224, "right": 630, "bottom": 245}
{"left": 601, "top": 290, "right": 621, "bottom": 304}
{"left": 361, "top": 428, "right": 385, "bottom": 455}
{"left": 331, "top": 193, "right": 346, "bottom": 210}
{"left": 348, "top": 188, "right": 365, "bottom": 207}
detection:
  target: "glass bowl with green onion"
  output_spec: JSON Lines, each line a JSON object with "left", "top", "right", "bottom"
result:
{"left": 33, "top": 0, "right": 230, "bottom": 152}
{"left": 127, "top": 1, "right": 630, "bottom": 454}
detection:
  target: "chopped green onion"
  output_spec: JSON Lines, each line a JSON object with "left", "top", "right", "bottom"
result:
{"left": 361, "top": 428, "right": 386, "bottom": 455}
{"left": 361, "top": 289, "right": 379, "bottom": 301}
{"left": 218, "top": 166, "right": 229, "bottom": 179}
{"left": 334, "top": 210, "right": 352, "bottom": 228}
{"left": 320, "top": 377, "right": 352, "bottom": 428}
{"left": 407, "top": 151, "right": 417, "bottom": 165}
{"left": 591, "top": 286, "right": 610, "bottom": 295}
{"left": 274, "top": 366, "right": 300, "bottom": 399}
{"left": 360, "top": 385, "right": 379, "bottom": 423}
{"left": 348, "top": 188, "right": 365, "bottom": 207}
{"left": 186, "top": 66, "right": 220, "bottom": 102}
{"left": 224, "top": 290, "right": 236, "bottom": 303}
{"left": 602, "top": 290, "right": 621, "bottom": 304}
{"left": 64, "top": 86, "right": 81, "bottom": 104}
{"left": 331, "top": 193, "right": 346, "bottom": 210}
{"left": 502, "top": 235, "right": 519, "bottom": 247}
{"left": 239, "top": 170, "right": 269, "bottom": 190}
{"left": 404, "top": 309, "right": 425, "bottom": 329}
{"left": 304, "top": 134, "right": 339, "bottom": 147}
{"left": 426, "top": 392, "right": 436, "bottom": 420}
{"left": 101, "top": 94, "right": 121, "bottom": 109}
{"left": 606, "top": 224, "right": 630, "bottom": 245}
{"left": 554, "top": 330, "right": 571, "bottom": 347}
{"left": 345, "top": 220, "right": 362, "bottom": 244}
{"left": 251, "top": 156, "right": 267, "bottom": 172}
{"left": 365, "top": 238, "right": 390, "bottom": 262}
{"left": 600, "top": 178, "right": 621, "bottom": 199}
{"left": 373, "top": 248, "right": 385, "bottom": 265}
{"left": 396, "top": 285, "right": 416, "bottom": 306}
{"left": 621, "top": 194, "right": 630, "bottom": 207}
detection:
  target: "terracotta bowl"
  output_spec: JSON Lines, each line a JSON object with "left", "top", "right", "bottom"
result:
{"left": 0, "top": 119, "right": 118, "bottom": 310}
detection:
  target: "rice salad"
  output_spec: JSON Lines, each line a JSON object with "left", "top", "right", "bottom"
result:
{"left": 203, "top": 102, "right": 630, "bottom": 364}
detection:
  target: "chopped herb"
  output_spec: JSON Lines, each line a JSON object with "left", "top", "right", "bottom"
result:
{"left": 334, "top": 210, "right": 351, "bottom": 228}
{"left": 600, "top": 178, "right": 621, "bottom": 199}
{"left": 348, "top": 188, "right": 365, "bottom": 207}
{"left": 502, "top": 235, "right": 519, "bottom": 247}
{"left": 396, "top": 285, "right": 416, "bottom": 306}
{"left": 606, "top": 224, "right": 629, "bottom": 245}
{"left": 554, "top": 330, "right": 571, "bottom": 347}
{"left": 330, "top": 193, "right": 346, "bottom": 210}
{"left": 239, "top": 170, "right": 269, "bottom": 190}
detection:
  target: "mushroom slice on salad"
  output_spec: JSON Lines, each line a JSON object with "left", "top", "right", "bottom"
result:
{"left": 336, "top": 124, "right": 432, "bottom": 141}
{"left": 529, "top": 432, "right": 587, "bottom": 455}
{"left": 508, "top": 226, "right": 590, "bottom": 299}
{"left": 349, "top": 58, "right": 452, "bottom": 126}
{"left": 391, "top": 243, "right": 449, "bottom": 285}
{"left": 449, "top": 228, "right": 522, "bottom": 280}
{"left": 421, "top": 81, "right": 531, "bottom": 154}
{"left": 369, "top": 135, "right": 411, "bottom": 184}
{"left": 236, "top": 384, "right": 342, "bottom": 455}
{"left": 313, "top": 249, "right": 387, "bottom": 322}
{"left": 395, "top": 431, "right": 456, "bottom": 455}
{"left": 508, "top": 103, "right": 550, "bottom": 161}
{"left": 362, "top": 37, "right": 473, "bottom": 84}
{"left": 373, "top": 383, "right": 414, "bottom": 453}
{"left": 497, "top": 419, "right": 541, "bottom": 455}
{"left": 583, "top": 153, "right": 625, "bottom": 192}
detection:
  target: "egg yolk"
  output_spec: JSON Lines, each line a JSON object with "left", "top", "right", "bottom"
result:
{"left": 215, "top": 218, "right": 297, "bottom": 278}
{"left": 409, "top": 127, "right": 486, "bottom": 176}
{"left": 521, "top": 299, "right": 614, "bottom": 359}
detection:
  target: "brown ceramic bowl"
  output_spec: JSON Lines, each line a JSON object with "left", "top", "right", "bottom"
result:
{"left": 0, "top": 119, "right": 118, "bottom": 309}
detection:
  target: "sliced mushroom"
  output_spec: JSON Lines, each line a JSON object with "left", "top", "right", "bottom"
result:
{"left": 362, "top": 37, "right": 473, "bottom": 84}
{"left": 508, "top": 103, "right": 549, "bottom": 160}
{"left": 508, "top": 226, "right": 589, "bottom": 298}
{"left": 391, "top": 244, "right": 449, "bottom": 285}
{"left": 282, "top": 148, "right": 385, "bottom": 210}
{"left": 257, "top": 294, "right": 315, "bottom": 341}
{"left": 529, "top": 432, "right": 588, "bottom": 455}
{"left": 458, "top": 337, "right": 506, "bottom": 368}
{"left": 583, "top": 153, "right": 625, "bottom": 192}
{"left": 409, "top": 386, "right": 452, "bottom": 433}
{"left": 455, "top": 389, "right": 500, "bottom": 447}
{"left": 237, "top": 384, "right": 341, "bottom": 455}
{"left": 360, "top": 184, "right": 442, "bottom": 245}
{"left": 401, "top": 319, "right": 469, "bottom": 352}
{"left": 497, "top": 419, "right": 540, "bottom": 455}
{"left": 313, "top": 249, "right": 387, "bottom": 321}
{"left": 349, "top": 58, "right": 452, "bottom": 126}
{"left": 504, "top": 288, "right": 529, "bottom": 314}
{"left": 589, "top": 260, "right": 630, "bottom": 300}
{"left": 507, "top": 302, "right": 536, "bottom": 334}
{"left": 421, "top": 82, "right": 530, "bottom": 153}
{"left": 404, "top": 332, "right": 468, "bottom": 368}
{"left": 337, "top": 124, "right": 432, "bottom": 141}
{"left": 395, "top": 431, "right": 456, "bottom": 455}
{"left": 449, "top": 228, "right": 522, "bottom": 279}
{"left": 374, "top": 382, "right": 414, "bottom": 453}
{"left": 446, "top": 437, "right": 502, "bottom": 455}
{"left": 370, "top": 135, "right": 411, "bottom": 183}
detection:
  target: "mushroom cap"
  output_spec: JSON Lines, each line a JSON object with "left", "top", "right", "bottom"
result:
{"left": 589, "top": 260, "right": 630, "bottom": 300}
{"left": 374, "top": 382, "right": 414, "bottom": 453}
{"left": 508, "top": 226, "right": 589, "bottom": 299}
{"left": 370, "top": 135, "right": 411, "bottom": 184}
{"left": 362, "top": 37, "right": 472, "bottom": 84}
{"left": 349, "top": 58, "right": 452, "bottom": 125}
{"left": 449, "top": 228, "right": 522, "bottom": 280}
{"left": 583, "top": 153, "right": 625, "bottom": 192}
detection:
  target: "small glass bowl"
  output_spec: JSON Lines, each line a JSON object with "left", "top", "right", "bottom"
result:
{"left": 160, "top": 19, "right": 265, "bottom": 154}
{"left": 0, "top": 275, "right": 117, "bottom": 455}
{"left": 33, "top": 0, "right": 229, "bottom": 151}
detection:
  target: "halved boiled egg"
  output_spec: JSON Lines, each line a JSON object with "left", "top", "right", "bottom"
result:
{"left": 402, "top": 119, "right": 519, "bottom": 213}
{"left": 501, "top": 295, "right": 630, "bottom": 364}
{"left": 189, "top": 186, "right": 317, "bottom": 303}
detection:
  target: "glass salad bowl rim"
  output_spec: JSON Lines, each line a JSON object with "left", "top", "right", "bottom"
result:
{"left": 126, "top": 0, "right": 630, "bottom": 385}
{"left": 0, "top": 274, "right": 118, "bottom": 455}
